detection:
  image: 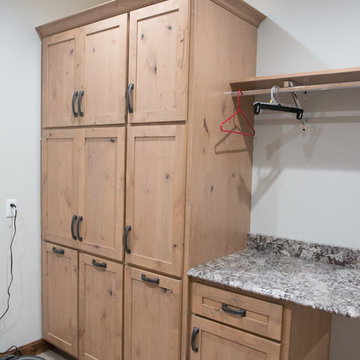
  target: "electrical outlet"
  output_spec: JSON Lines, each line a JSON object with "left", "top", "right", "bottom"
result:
{"left": 6, "top": 199, "right": 17, "bottom": 218}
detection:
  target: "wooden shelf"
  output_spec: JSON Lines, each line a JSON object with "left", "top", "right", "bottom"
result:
{"left": 230, "top": 67, "right": 360, "bottom": 95}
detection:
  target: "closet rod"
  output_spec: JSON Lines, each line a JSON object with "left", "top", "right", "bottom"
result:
{"left": 226, "top": 81, "right": 360, "bottom": 97}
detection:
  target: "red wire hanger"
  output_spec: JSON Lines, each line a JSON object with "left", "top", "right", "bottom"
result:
{"left": 220, "top": 89, "right": 255, "bottom": 137}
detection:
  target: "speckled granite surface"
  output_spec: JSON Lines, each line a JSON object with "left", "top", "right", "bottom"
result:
{"left": 188, "top": 235, "right": 360, "bottom": 318}
{"left": 248, "top": 233, "right": 360, "bottom": 269}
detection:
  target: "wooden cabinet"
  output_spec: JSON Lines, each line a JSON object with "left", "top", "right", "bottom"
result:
{"left": 190, "top": 281, "right": 332, "bottom": 360}
{"left": 79, "top": 254, "right": 123, "bottom": 360}
{"left": 42, "top": 15, "right": 128, "bottom": 128}
{"left": 42, "top": 128, "right": 126, "bottom": 260}
{"left": 191, "top": 282, "right": 283, "bottom": 341}
{"left": 189, "top": 315, "right": 281, "bottom": 360}
{"left": 42, "top": 242, "right": 78, "bottom": 357}
{"left": 42, "top": 129, "right": 82, "bottom": 248}
{"left": 42, "top": 29, "right": 80, "bottom": 127}
{"left": 42, "top": 244, "right": 124, "bottom": 359}
{"left": 125, "top": 125, "right": 186, "bottom": 276}
{"left": 38, "top": 1, "right": 264, "bottom": 360}
{"left": 124, "top": 266, "right": 182, "bottom": 360}
{"left": 128, "top": 0, "right": 189, "bottom": 123}
{"left": 78, "top": 128, "right": 125, "bottom": 260}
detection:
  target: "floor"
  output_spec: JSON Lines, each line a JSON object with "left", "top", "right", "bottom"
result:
{"left": 38, "top": 350, "right": 71, "bottom": 360}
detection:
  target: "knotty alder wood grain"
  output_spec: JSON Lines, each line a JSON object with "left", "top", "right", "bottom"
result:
{"left": 191, "top": 282, "right": 283, "bottom": 341}
{"left": 42, "top": 129, "right": 82, "bottom": 248}
{"left": 125, "top": 125, "right": 186, "bottom": 277}
{"left": 124, "top": 266, "right": 182, "bottom": 360}
{"left": 128, "top": 0, "right": 189, "bottom": 123}
{"left": 181, "top": 0, "right": 259, "bottom": 357}
{"left": 190, "top": 315, "right": 281, "bottom": 360}
{"left": 42, "top": 242, "right": 79, "bottom": 357}
{"left": 78, "top": 127, "right": 125, "bottom": 260}
{"left": 42, "top": 15, "right": 127, "bottom": 128}
{"left": 42, "top": 29, "right": 81, "bottom": 128}
{"left": 36, "top": 0, "right": 167, "bottom": 39}
{"left": 231, "top": 67, "right": 360, "bottom": 92}
{"left": 81, "top": 15, "right": 128, "bottom": 125}
{"left": 79, "top": 254, "right": 123, "bottom": 360}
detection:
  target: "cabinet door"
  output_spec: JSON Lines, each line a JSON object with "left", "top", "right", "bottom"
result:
{"left": 42, "top": 242, "right": 78, "bottom": 357}
{"left": 189, "top": 315, "right": 281, "bottom": 360}
{"left": 81, "top": 15, "right": 128, "bottom": 125}
{"left": 79, "top": 254, "right": 123, "bottom": 360}
{"left": 124, "top": 267, "right": 182, "bottom": 360}
{"left": 77, "top": 128, "right": 125, "bottom": 260}
{"left": 128, "top": 0, "right": 189, "bottom": 123}
{"left": 42, "top": 129, "right": 82, "bottom": 248}
{"left": 125, "top": 125, "right": 186, "bottom": 276}
{"left": 42, "top": 29, "right": 81, "bottom": 127}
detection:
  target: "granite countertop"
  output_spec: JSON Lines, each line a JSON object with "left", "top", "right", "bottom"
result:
{"left": 188, "top": 234, "right": 360, "bottom": 318}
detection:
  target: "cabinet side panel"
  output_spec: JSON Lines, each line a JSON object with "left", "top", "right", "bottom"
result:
{"left": 185, "top": 0, "right": 258, "bottom": 270}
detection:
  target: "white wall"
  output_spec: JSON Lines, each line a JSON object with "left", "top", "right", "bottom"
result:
{"left": 244, "top": 0, "right": 360, "bottom": 359}
{"left": 0, "top": 0, "right": 107, "bottom": 351}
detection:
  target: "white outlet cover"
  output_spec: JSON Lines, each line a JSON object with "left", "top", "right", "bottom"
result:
{"left": 6, "top": 199, "right": 17, "bottom": 217}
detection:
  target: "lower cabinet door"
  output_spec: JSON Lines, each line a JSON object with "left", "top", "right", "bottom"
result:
{"left": 42, "top": 242, "right": 79, "bottom": 357}
{"left": 124, "top": 266, "right": 182, "bottom": 360}
{"left": 189, "top": 315, "right": 281, "bottom": 360}
{"left": 79, "top": 254, "right": 123, "bottom": 360}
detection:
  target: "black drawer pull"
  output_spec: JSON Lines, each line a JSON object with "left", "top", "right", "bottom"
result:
{"left": 191, "top": 327, "right": 199, "bottom": 353}
{"left": 78, "top": 90, "right": 84, "bottom": 117}
{"left": 77, "top": 216, "right": 83, "bottom": 241}
{"left": 124, "top": 225, "right": 131, "bottom": 254}
{"left": 72, "top": 91, "right": 79, "bottom": 117}
{"left": 92, "top": 259, "right": 107, "bottom": 269}
{"left": 222, "top": 303, "right": 246, "bottom": 317}
{"left": 71, "top": 215, "right": 78, "bottom": 240}
{"left": 141, "top": 273, "right": 159, "bottom": 285}
{"left": 52, "top": 247, "right": 64, "bottom": 255}
{"left": 126, "top": 83, "right": 134, "bottom": 114}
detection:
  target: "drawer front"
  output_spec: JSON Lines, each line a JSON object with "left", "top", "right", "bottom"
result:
{"left": 190, "top": 315, "right": 281, "bottom": 360}
{"left": 191, "top": 282, "right": 283, "bottom": 341}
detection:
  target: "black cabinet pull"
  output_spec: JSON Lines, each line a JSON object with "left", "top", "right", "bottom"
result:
{"left": 126, "top": 83, "right": 134, "bottom": 114}
{"left": 141, "top": 273, "right": 159, "bottom": 285}
{"left": 191, "top": 327, "right": 199, "bottom": 353}
{"left": 222, "top": 303, "right": 246, "bottom": 317}
{"left": 92, "top": 259, "right": 107, "bottom": 269}
{"left": 124, "top": 225, "right": 131, "bottom": 254}
{"left": 71, "top": 215, "right": 78, "bottom": 240}
{"left": 77, "top": 216, "right": 83, "bottom": 241}
{"left": 72, "top": 91, "right": 79, "bottom": 117}
{"left": 78, "top": 90, "right": 84, "bottom": 117}
{"left": 52, "top": 247, "right": 64, "bottom": 255}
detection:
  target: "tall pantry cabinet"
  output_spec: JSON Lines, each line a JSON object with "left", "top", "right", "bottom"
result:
{"left": 37, "top": 0, "right": 264, "bottom": 359}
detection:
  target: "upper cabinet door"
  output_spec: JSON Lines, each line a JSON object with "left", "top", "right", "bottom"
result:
{"left": 125, "top": 125, "right": 186, "bottom": 276}
{"left": 78, "top": 128, "right": 126, "bottom": 260}
{"left": 81, "top": 15, "right": 128, "bottom": 125}
{"left": 128, "top": 0, "right": 189, "bottom": 123}
{"left": 42, "top": 129, "right": 82, "bottom": 248}
{"left": 42, "top": 29, "right": 81, "bottom": 128}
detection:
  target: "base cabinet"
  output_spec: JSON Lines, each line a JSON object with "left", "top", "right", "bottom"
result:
{"left": 79, "top": 254, "right": 123, "bottom": 360}
{"left": 189, "top": 282, "right": 332, "bottom": 360}
{"left": 42, "top": 242, "right": 123, "bottom": 359}
{"left": 124, "top": 266, "right": 182, "bottom": 360}
{"left": 42, "top": 242, "right": 79, "bottom": 357}
{"left": 190, "top": 315, "right": 281, "bottom": 360}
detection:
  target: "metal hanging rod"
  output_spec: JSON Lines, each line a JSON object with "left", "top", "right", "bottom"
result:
{"left": 226, "top": 81, "right": 360, "bottom": 97}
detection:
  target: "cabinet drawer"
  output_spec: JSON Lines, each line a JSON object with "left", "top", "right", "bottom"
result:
{"left": 191, "top": 282, "right": 283, "bottom": 341}
{"left": 190, "top": 315, "right": 281, "bottom": 360}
